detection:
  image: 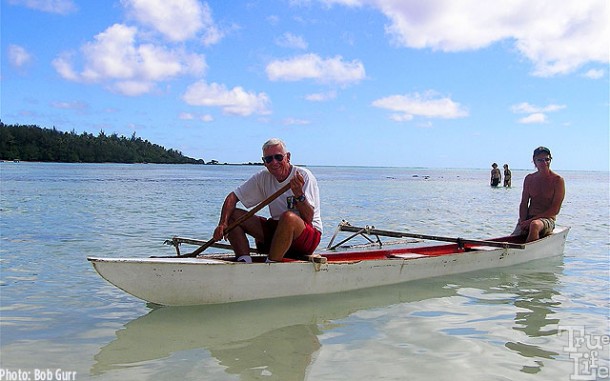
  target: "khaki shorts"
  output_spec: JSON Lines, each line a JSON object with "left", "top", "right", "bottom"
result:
{"left": 513, "top": 218, "right": 555, "bottom": 237}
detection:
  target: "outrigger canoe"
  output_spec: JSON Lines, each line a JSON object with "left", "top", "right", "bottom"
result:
{"left": 88, "top": 222, "right": 569, "bottom": 306}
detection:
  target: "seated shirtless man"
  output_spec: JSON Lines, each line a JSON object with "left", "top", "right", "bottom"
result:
{"left": 513, "top": 146, "right": 565, "bottom": 242}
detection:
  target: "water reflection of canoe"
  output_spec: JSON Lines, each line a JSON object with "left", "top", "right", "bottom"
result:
{"left": 91, "top": 277, "right": 462, "bottom": 376}
{"left": 87, "top": 225, "right": 569, "bottom": 306}
{"left": 92, "top": 259, "right": 564, "bottom": 378}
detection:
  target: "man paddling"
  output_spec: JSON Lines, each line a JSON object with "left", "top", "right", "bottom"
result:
{"left": 213, "top": 138, "right": 323, "bottom": 262}
{"left": 513, "top": 146, "right": 565, "bottom": 242}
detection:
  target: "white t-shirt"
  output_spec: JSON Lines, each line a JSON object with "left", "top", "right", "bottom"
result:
{"left": 234, "top": 166, "right": 323, "bottom": 233}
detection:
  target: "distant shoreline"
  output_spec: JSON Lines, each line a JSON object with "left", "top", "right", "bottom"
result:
{"left": 0, "top": 159, "right": 264, "bottom": 166}
{"left": 1, "top": 160, "right": 603, "bottom": 173}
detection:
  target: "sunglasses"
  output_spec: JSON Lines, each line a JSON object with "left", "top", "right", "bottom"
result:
{"left": 535, "top": 158, "right": 552, "bottom": 162}
{"left": 263, "top": 154, "right": 285, "bottom": 163}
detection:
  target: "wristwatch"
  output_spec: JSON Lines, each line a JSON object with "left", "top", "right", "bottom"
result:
{"left": 295, "top": 194, "right": 306, "bottom": 203}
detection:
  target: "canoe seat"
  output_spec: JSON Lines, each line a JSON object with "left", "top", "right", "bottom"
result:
{"left": 388, "top": 253, "right": 428, "bottom": 259}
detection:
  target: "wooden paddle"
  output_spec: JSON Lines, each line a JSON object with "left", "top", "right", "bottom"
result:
{"left": 177, "top": 182, "right": 292, "bottom": 258}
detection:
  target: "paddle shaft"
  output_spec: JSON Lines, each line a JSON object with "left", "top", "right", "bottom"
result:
{"left": 182, "top": 182, "right": 292, "bottom": 258}
{"left": 339, "top": 225, "right": 525, "bottom": 249}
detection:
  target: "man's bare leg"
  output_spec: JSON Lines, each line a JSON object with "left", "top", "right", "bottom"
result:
{"left": 226, "top": 209, "right": 265, "bottom": 259}
{"left": 526, "top": 220, "right": 544, "bottom": 242}
{"left": 267, "top": 212, "right": 305, "bottom": 261}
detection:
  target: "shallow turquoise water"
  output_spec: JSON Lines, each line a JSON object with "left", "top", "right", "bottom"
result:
{"left": 1, "top": 163, "right": 608, "bottom": 380}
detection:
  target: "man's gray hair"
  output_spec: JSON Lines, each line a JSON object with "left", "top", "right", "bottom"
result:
{"left": 262, "top": 138, "right": 286, "bottom": 152}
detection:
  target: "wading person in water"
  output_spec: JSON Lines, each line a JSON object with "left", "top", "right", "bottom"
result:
{"left": 490, "top": 163, "right": 501, "bottom": 187}
{"left": 503, "top": 164, "right": 512, "bottom": 187}
{"left": 513, "top": 146, "right": 565, "bottom": 242}
{"left": 213, "top": 138, "right": 322, "bottom": 263}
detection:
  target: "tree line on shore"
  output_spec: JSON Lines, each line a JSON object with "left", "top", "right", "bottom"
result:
{"left": 0, "top": 122, "right": 206, "bottom": 164}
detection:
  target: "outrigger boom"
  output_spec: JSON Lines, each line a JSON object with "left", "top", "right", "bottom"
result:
{"left": 163, "top": 238, "right": 263, "bottom": 257}
{"left": 329, "top": 221, "right": 525, "bottom": 250}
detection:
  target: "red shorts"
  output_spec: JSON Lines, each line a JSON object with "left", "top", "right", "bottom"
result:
{"left": 256, "top": 217, "right": 321, "bottom": 258}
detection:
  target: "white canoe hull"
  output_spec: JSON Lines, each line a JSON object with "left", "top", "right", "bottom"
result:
{"left": 88, "top": 227, "right": 569, "bottom": 306}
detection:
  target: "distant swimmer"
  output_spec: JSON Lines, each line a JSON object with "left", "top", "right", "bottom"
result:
{"left": 503, "top": 164, "right": 512, "bottom": 187}
{"left": 490, "top": 163, "right": 501, "bottom": 187}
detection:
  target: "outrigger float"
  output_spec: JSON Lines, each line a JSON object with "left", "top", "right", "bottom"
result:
{"left": 88, "top": 221, "right": 569, "bottom": 306}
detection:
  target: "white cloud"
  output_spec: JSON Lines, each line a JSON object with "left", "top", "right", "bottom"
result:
{"left": 511, "top": 102, "right": 566, "bottom": 114}
{"left": 201, "top": 26, "right": 225, "bottom": 46}
{"left": 372, "top": 91, "right": 468, "bottom": 121}
{"left": 346, "top": 0, "right": 609, "bottom": 77}
{"left": 283, "top": 118, "right": 311, "bottom": 125}
{"left": 320, "top": 0, "right": 365, "bottom": 6}
{"left": 583, "top": 69, "right": 605, "bottom": 79}
{"left": 275, "top": 32, "right": 309, "bottom": 50}
{"left": 121, "top": 0, "right": 228, "bottom": 46}
{"left": 519, "top": 113, "right": 547, "bottom": 124}
{"left": 182, "top": 81, "right": 271, "bottom": 116}
{"left": 179, "top": 112, "right": 214, "bottom": 122}
{"left": 121, "top": 0, "right": 207, "bottom": 42}
{"left": 8, "top": 0, "right": 76, "bottom": 14}
{"left": 52, "top": 24, "right": 206, "bottom": 96}
{"left": 511, "top": 102, "right": 565, "bottom": 124}
{"left": 8, "top": 44, "right": 32, "bottom": 68}
{"left": 390, "top": 113, "right": 414, "bottom": 122}
{"left": 50, "top": 101, "right": 88, "bottom": 111}
{"left": 52, "top": 52, "right": 79, "bottom": 81}
{"left": 266, "top": 54, "right": 365, "bottom": 84}
{"left": 416, "top": 121, "right": 434, "bottom": 129}
{"left": 305, "top": 90, "right": 337, "bottom": 101}
{"left": 267, "top": 15, "right": 280, "bottom": 25}
{"left": 111, "top": 81, "right": 156, "bottom": 96}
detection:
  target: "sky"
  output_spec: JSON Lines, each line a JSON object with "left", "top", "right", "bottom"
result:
{"left": 1, "top": 0, "right": 608, "bottom": 171}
